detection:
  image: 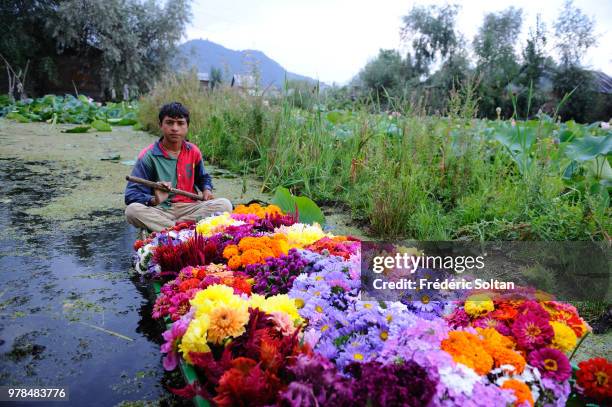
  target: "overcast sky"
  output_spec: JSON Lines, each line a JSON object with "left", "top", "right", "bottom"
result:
{"left": 185, "top": 0, "right": 612, "bottom": 85}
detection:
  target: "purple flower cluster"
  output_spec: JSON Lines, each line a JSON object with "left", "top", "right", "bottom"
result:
{"left": 244, "top": 249, "right": 308, "bottom": 295}
{"left": 277, "top": 354, "right": 437, "bottom": 407}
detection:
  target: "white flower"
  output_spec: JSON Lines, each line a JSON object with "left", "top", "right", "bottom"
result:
{"left": 439, "top": 364, "right": 480, "bottom": 396}
{"left": 601, "top": 121, "right": 610, "bottom": 129}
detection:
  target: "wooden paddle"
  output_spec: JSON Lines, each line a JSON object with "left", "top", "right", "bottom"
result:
{"left": 125, "top": 175, "right": 204, "bottom": 201}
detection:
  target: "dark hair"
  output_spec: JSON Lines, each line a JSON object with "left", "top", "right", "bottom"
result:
{"left": 158, "top": 102, "right": 190, "bottom": 125}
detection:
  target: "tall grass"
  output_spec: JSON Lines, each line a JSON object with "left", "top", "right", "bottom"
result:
{"left": 138, "top": 72, "right": 610, "bottom": 240}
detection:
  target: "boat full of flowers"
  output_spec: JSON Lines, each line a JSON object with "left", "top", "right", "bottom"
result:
{"left": 132, "top": 203, "right": 611, "bottom": 406}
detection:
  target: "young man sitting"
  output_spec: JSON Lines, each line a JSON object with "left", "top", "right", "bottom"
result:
{"left": 124, "top": 102, "right": 232, "bottom": 232}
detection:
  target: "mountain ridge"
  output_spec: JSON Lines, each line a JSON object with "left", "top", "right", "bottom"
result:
{"left": 176, "top": 39, "right": 320, "bottom": 88}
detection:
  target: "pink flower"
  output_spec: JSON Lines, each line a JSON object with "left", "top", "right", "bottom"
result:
{"left": 446, "top": 308, "right": 470, "bottom": 329}
{"left": 161, "top": 314, "right": 192, "bottom": 371}
{"left": 270, "top": 311, "right": 297, "bottom": 336}
{"left": 473, "top": 316, "right": 511, "bottom": 336}
{"left": 528, "top": 347, "right": 572, "bottom": 381}
{"left": 517, "top": 300, "right": 549, "bottom": 320}
{"left": 512, "top": 313, "right": 554, "bottom": 350}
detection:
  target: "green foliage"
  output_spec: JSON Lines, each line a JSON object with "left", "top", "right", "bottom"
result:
{"left": 553, "top": 66, "right": 597, "bottom": 123}
{"left": 554, "top": 0, "right": 597, "bottom": 67}
{"left": 272, "top": 187, "right": 326, "bottom": 226}
{"left": 400, "top": 4, "right": 460, "bottom": 75}
{"left": 63, "top": 126, "right": 91, "bottom": 133}
{"left": 209, "top": 67, "right": 223, "bottom": 90}
{"left": 283, "top": 80, "right": 320, "bottom": 110}
{"left": 359, "top": 49, "right": 409, "bottom": 102}
{"left": 473, "top": 7, "right": 523, "bottom": 118}
{"left": 0, "top": 0, "right": 192, "bottom": 97}
{"left": 139, "top": 73, "right": 611, "bottom": 241}
{"left": 0, "top": 94, "right": 139, "bottom": 128}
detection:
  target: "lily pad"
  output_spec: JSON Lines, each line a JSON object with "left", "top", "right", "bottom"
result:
{"left": 565, "top": 135, "right": 612, "bottom": 162}
{"left": 91, "top": 120, "right": 112, "bottom": 132}
{"left": 63, "top": 126, "right": 91, "bottom": 133}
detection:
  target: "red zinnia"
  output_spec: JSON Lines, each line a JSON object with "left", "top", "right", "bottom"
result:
{"left": 527, "top": 347, "right": 571, "bottom": 382}
{"left": 576, "top": 357, "right": 612, "bottom": 402}
{"left": 511, "top": 313, "right": 553, "bottom": 350}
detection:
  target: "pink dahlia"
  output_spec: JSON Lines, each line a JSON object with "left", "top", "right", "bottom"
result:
{"left": 512, "top": 313, "right": 553, "bottom": 350}
{"left": 528, "top": 347, "right": 572, "bottom": 381}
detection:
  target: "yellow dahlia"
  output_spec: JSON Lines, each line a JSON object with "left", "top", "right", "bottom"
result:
{"left": 260, "top": 294, "right": 302, "bottom": 323}
{"left": 195, "top": 212, "right": 243, "bottom": 236}
{"left": 274, "top": 223, "right": 330, "bottom": 249}
{"left": 190, "top": 284, "right": 246, "bottom": 317}
{"left": 179, "top": 315, "right": 211, "bottom": 363}
{"left": 248, "top": 293, "right": 267, "bottom": 310}
{"left": 207, "top": 304, "right": 249, "bottom": 344}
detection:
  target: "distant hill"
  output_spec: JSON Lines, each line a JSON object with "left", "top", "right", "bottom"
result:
{"left": 176, "top": 39, "right": 320, "bottom": 88}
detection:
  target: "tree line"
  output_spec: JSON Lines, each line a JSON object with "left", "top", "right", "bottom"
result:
{"left": 330, "top": 1, "right": 610, "bottom": 123}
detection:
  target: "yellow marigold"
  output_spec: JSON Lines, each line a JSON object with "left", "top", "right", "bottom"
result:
{"left": 195, "top": 212, "right": 243, "bottom": 236}
{"left": 501, "top": 379, "right": 534, "bottom": 407}
{"left": 223, "top": 244, "right": 239, "bottom": 259}
{"left": 464, "top": 294, "right": 495, "bottom": 317}
{"left": 207, "top": 304, "right": 250, "bottom": 345}
{"left": 441, "top": 331, "right": 494, "bottom": 375}
{"left": 550, "top": 321, "right": 577, "bottom": 353}
{"left": 179, "top": 315, "right": 211, "bottom": 363}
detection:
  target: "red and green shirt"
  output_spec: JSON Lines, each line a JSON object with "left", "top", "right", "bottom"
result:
{"left": 124, "top": 138, "right": 213, "bottom": 208}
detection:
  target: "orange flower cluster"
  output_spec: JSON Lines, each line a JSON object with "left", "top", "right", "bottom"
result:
{"left": 442, "top": 329, "right": 526, "bottom": 376}
{"left": 232, "top": 203, "right": 283, "bottom": 219}
{"left": 223, "top": 235, "right": 289, "bottom": 270}
{"left": 501, "top": 379, "right": 534, "bottom": 407}
{"left": 441, "top": 331, "right": 494, "bottom": 375}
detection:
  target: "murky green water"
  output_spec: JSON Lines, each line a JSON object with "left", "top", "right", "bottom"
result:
{"left": 0, "top": 157, "right": 191, "bottom": 406}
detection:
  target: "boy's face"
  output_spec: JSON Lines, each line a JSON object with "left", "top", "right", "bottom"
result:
{"left": 159, "top": 116, "right": 188, "bottom": 144}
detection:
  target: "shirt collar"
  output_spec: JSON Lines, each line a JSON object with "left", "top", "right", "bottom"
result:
{"left": 153, "top": 138, "right": 192, "bottom": 157}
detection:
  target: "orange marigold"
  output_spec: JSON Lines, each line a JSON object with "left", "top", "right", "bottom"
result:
{"left": 491, "top": 347, "right": 526, "bottom": 374}
{"left": 501, "top": 379, "right": 534, "bottom": 407}
{"left": 228, "top": 255, "right": 243, "bottom": 270}
{"left": 441, "top": 331, "right": 494, "bottom": 375}
{"left": 240, "top": 249, "right": 263, "bottom": 267}
{"left": 223, "top": 245, "right": 239, "bottom": 259}
{"left": 478, "top": 327, "right": 515, "bottom": 350}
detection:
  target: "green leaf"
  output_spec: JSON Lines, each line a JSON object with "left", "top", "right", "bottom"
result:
{"left": 63, "top": 126, "right": 91, "bottom": 133}
{"left": 78, "top": 94, "right": 91, "bottom": 104}
{"left": 565, "top": 134, "right": 612, "bottom": 162}
{"left": 295, "top": 196, "right": 325, "bottom": 226}
{"left": 271, "top": 187, "right": 296, "bottom": 214}
{"left": 6, "top": 112, "right": 30, "bottom": 123}
{"left": 562, "top": 161, "right": 579, "bottom": 180}
{"left": 91, "top": 119, "right": 112, "bottom": 132}
{"left": 116, "top": 117, "right": 137, "bottom": 125}
{"left": 584, "top": 156, "right": 612, "bottom": 181}
{"left": 271, "top": 186, "right": 326, "bottom": 225}
{"left": 326, "top": 111, "right": 350, "bottom": 125}
{"left": 558, "top": 129, "right": 575, "bottom": 143}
